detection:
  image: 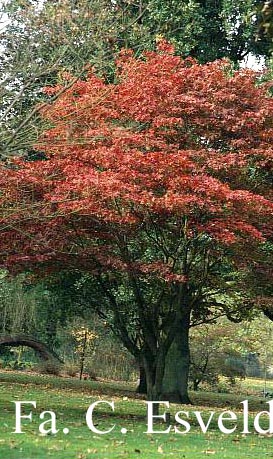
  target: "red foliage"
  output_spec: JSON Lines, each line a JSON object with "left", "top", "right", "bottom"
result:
{"left": 0, "top": 41, "right": 272, "bottom": 280}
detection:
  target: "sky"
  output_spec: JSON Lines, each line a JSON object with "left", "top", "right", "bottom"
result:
{"left": 241, "top": 53, "right": 266, "bottom": 70}
{"left": 0, "top": 1, "right": 8, "bottom": 33}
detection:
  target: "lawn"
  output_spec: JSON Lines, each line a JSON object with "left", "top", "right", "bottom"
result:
{"left": 0, "top": 371, "right": 273, "bottom": 458}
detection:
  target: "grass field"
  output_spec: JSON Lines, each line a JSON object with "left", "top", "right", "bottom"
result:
{"left": 1, "top": 371, "right": 273, "bottom": 458}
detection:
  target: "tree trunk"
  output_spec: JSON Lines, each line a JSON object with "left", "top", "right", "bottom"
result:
{"left": 193, "top": 380, "right": 199, "bottom": 391}
{"left": 0, "top": 334, "right": 62, "bottom": 362}
{"left": 161, "top": 314, "right": 192, "bottom": 404}
{"left": 142, "top": 355, "right": 163, "bottom": 418}
{"left": 136, "top": 364, "right": 147, "bottom": 394}
{"left": 143, "top": 359, "right": 161, "bottom": 416}
{"left": 143, "top": 356, "right": 156, "bottom": 399}
{"left": 142, "top": 320, "right": 191, "bottom": 405}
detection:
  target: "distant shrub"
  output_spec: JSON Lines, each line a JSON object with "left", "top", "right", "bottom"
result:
{"left": 84, "top": 366, "right": 97, "bottom": 380}
{"left": 3, "top": 360, "right": 34, "bottom": 371}
{"left": 216, "top": 379, "right": 233, "bottom": 394}
{"left": 64, "top": 363, "right": 78, "bottom": 377}
{"left": 37, "top": 360, "right": 61, "bottom": 376}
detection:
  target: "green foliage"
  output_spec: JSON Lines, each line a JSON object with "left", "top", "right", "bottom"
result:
{"left": 4, "top": 358, "right": 34, "bottom": 371}
{"left": 257, "top": 0, "right": 273, "bottom": 46}
{"left": 0, "top": 0, "right": 147, "bottom": 157}
{"left": 189, "top": 321, "right": 246, "bottom": 391}
{"left": 129, "top": 0, "right": 272, "bottom": 62}
{"left": 57, "top": 315, "right": 137, "bottom": 382}
{"left": 190, "top": 314, "right": 273, "bottom": 392}
{"left": 0, "top": 271, "right": 77, "bottom": 349}
{"left": 1, "top": 346, "right": 36, "bottom": 370}
{"left": 86, "top": 340, "right": 137, "bottom": 382}
{"left": 0, "top": 271, "right": 38, "bottom": 334}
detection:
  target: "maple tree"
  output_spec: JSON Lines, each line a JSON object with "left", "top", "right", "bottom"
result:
{"left": 0, "top": 41, "right": 272, "bottom": 403}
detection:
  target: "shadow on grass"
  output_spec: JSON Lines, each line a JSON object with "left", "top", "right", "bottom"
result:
{"left": 0, "top": 370, "right": 269, "bottom": 412}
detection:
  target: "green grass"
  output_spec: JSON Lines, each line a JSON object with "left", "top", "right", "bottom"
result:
{"left": 1, "top": 371, "right": 273, "bottom": 458}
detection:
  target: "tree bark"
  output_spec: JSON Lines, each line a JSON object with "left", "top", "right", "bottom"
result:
{"left": 0, "top": 334, "right": 62, "bottom": 362}
{"left": 193, "top": 380, "right": 199, "bottom": 391}
{"left": 140, "top": 319, "right": 191, "bottom": 407}
{"left": 143, "top": 355, "right": 156, "bottom": 398}
{"left": 161, "top": 313, "right": 192, "bottom": 404}
{"left": 136, "top": 364, "right": 147, "bottom": 394}
{"left": 144, "top": 359, "right": 160, "bottom": 415}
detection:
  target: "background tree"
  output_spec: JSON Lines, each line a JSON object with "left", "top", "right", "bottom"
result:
{"left": 0, "top": 0, "right": 151, "bottom": 159}
{"left": 189, "top": 320, "right": 248, "bottom": 391}
{"left": 257, "top": 1, "right": 273, "bottom": 45}
{"left": 234, "top": 314, "right": 273, "bottom": 394}
{"left": 1, "top": 0, "right": 272, "bottom": 159}
{"left": 0, "top": 272, "right": 35, "bottom": 335}
{"left": 72, "top": 326, "right": 97, "bottom": 380}
{"left": 136, "top": 0, "right": 272, "bottom": 62}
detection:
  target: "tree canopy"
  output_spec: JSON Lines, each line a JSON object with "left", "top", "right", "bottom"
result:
{"left": 0, "top": 41, "right": 272, "bottom": 401}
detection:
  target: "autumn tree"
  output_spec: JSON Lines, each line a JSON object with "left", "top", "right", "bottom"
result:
{"left": 0, "top": 42, "right": 272, "bottom": 403}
